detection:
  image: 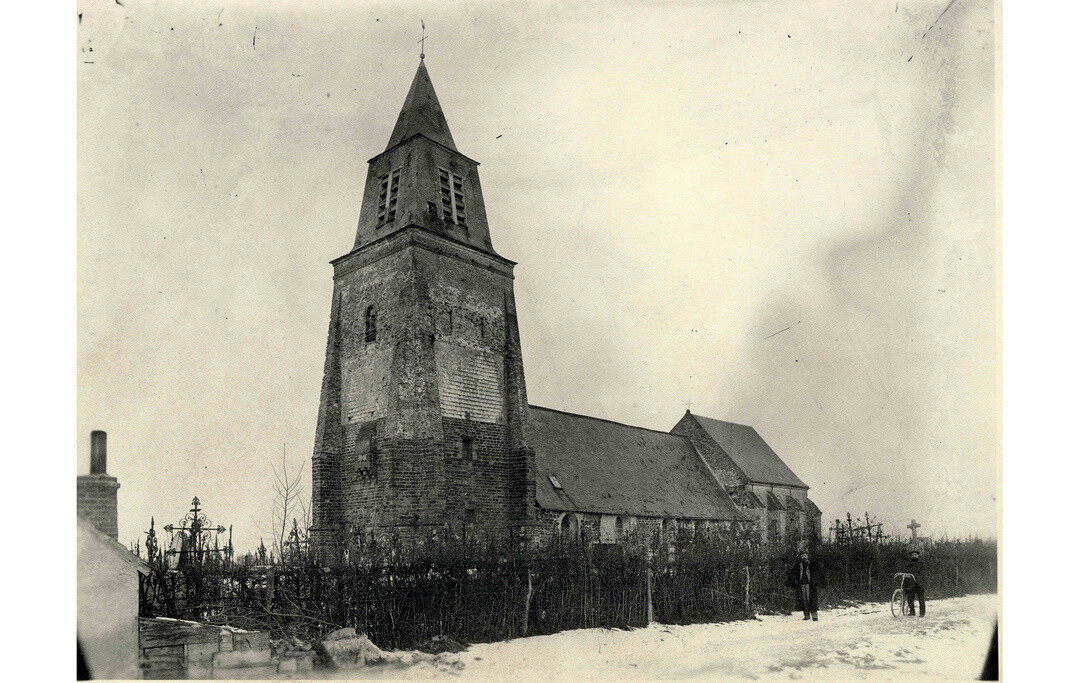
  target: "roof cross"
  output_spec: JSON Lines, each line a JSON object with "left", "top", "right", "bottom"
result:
{"left": 418, "top": 20, "right": 429, "bottom": 60}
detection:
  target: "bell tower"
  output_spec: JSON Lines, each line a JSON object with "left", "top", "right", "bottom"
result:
{"left": 311, "top": 59, "right": 535, "bottom": 552}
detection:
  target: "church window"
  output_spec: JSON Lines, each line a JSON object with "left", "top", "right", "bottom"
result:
{"left": 661, "top": 518, "right": 672, "bottom": 536}
{"left": 599, "top": 515, "right": 617, "bottom": 542}
{"left": 463, "top": 508, "right": 477, "bottom": 537}
{"left": 377, "top": 168, "right": 401, "bottom": 226}
{"left": 558, "top": 512, "right": 580, "bottom": 539}
{"left": 460, "top": 435, "right": 474, "bottom": 461}
{"left": 364, "top": 306, "right": 377, "bottom": 343}
{"left": 355, "top": 423, "right": 377, "bottom": 472}
{"left": 439, "top": 168, "right": 467, "bottom": 226}
{"left": 615, "top": 516, "right": 624, "bottom": 538}
{"left": 377, "top": 173, "right": 388, "bottom": 223}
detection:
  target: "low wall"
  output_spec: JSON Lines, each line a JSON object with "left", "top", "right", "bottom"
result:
{"left": 139, "top": 617, "right": 313, "bottom": 679}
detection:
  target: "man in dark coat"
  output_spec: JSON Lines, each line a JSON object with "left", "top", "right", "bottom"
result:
{"left": 785, "top": 550, "right": 826, "bottom": 621}
{"left": 904, "top": 548, "right": 927, "bottom": 616}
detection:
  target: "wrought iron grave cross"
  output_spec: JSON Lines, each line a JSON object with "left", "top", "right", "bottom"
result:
{"left": 163, "top": 496, "right": 227, "bottom": 566}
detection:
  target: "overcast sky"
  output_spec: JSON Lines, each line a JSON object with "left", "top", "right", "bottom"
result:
{"left": 77, "top": 0, "right": 997, "bottom": 552}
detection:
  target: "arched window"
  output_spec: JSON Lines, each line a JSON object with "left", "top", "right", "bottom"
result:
{"left": 615, "top": 516, "right": 624, "bottom": 538}
{"left": 355, "top": 423, "right": 376, "bottom": 472}
{"left": 463, "top": 508, "right": 477, "bottom": 539}
{"left": 558, "top": 512, "right": 579, "bottom": 539}
{"left": 364, "top": 306, "right": 377, "bottom": 343}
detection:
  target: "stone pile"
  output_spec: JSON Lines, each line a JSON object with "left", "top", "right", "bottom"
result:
{"left": 318, "top": 628, "right": 466, "bottom": 675}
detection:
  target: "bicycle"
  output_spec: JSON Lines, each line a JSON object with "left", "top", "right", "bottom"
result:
{"left": 891, "top": 573, "right": 915, "bottom": 618}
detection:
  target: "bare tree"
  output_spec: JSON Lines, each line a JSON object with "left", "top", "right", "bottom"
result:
{"left": 270, "top": 444, "right": 306, "bottom": 560}
{"left": 297, "top": 493, "right": 312, "bottom": 534}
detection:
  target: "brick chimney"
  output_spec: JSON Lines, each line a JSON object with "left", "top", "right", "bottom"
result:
{"left": 77, "top": 430, "right": 120, "bottom": 540}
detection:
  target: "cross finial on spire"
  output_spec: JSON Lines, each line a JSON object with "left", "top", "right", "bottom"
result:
{"left": 685, "top": 399, "right": 693, "bottom": 411}
{"left": 418, "top": 20, "right": 427, "bottom": 60}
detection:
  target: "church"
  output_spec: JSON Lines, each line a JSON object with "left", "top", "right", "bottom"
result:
{"left": 310, "top": 58, "right": 821, "bottom": 552}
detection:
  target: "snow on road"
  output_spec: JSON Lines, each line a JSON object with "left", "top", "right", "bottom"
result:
{"left": 320, "top": 593, "right": 997, "bottom": 680}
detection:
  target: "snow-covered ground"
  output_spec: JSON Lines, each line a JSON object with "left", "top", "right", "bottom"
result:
{"left": 317, "top": 593, "right": 997, "bottom": 680}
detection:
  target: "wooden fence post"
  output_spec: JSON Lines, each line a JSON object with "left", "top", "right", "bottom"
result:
{"left": 646, "top": 568, "right": 654, "bottom": 624}
{"left": 264, "top": 567, "right": 275, "bottom": 612}
{"left": 868, "top": 562, "right": 873, "bottom": 598}
{"left": 744, "top": 566, "right": 750, "bottom": 614}
{"left": 521, "top": 570, "right": 534, "bottom": 637}
{"left": 583, "top": 561, "right": 588, "bottom": 629}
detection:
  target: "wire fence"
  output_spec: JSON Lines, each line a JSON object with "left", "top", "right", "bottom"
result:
{"left": 139, "top": 531, "right": 996, "bottom": 651}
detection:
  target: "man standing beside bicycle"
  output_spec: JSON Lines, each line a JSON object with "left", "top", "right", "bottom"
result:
{"left": 904, "top": 548, "right": 927, "bottom": 617}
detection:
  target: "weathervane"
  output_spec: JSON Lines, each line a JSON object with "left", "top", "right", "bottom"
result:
{"left": 419, "top": 20, "right": 428, "bottom": 60}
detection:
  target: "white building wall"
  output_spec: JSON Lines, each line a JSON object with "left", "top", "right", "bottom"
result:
{"left": 78, "top": 524, "right": 142, "bottom": 680}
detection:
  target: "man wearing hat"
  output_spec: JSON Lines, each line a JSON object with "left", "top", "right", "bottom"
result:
{"left": 904, "top": 548, "right": 927, "bottom": 617}
{"left": 785, "top": 549, "right": 826, "bottom": 621}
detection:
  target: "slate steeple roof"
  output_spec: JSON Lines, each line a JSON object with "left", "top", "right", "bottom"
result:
{"left": 386, "top": 59, "right": 458, "bottom": 152}
{"left": 350, "top": 58, "right": 497, "bottom": 256}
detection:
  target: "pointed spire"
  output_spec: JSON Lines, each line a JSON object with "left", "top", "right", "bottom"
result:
{"left": 386, "top": 60, "right": 458, "bottom": 152}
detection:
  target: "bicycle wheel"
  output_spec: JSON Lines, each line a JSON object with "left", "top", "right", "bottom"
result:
{"left": 891, "top": 588, "right": 906, "bottom": 618}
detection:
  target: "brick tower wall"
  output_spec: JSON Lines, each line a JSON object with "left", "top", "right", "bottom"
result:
{"left": 312, "top": 228, "right": 533, "bottom": 549}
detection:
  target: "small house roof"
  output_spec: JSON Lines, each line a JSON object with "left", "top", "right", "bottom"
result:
{"left": 686, "top": 414, "right": 808, "bottom": 488}
{"left": 77, "top": 516, "right": 151, "bottom": 575}
{"left": 528, "top": 406, "right": 744, "bottom": 521}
